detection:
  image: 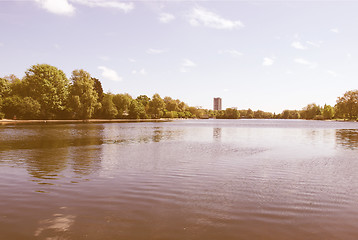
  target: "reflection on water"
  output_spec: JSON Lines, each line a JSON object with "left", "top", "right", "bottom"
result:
{"left": 1, "top": 120, "right": 358, "bottom": 240}
{"left": 336, "top": 129, "right": 358, "bottom": 150}
{"left": 213, "top": 128, "right": 222, "bottom": 140}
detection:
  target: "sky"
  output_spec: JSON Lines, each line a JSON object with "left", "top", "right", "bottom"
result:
{"left": 1, "top": 0, "right": 358, "bottom": 113}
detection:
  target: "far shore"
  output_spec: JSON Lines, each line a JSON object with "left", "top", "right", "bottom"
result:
{"left": 0, "top": 118, "right": 172, "bottom": 125}
{"left": 0, "top": 118, "right": 356, "bottom": 125}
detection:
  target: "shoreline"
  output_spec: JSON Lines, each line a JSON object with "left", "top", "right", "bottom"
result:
{"left": 0, "top": 118, "right": 171, "bottom": 125}
{"left": 0, "top": 118, "right": 356, "bottom": 125}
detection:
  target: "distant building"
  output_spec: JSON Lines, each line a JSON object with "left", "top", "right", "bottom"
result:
{"left": 213, "top": 97, "right": 222, "bottom": 111}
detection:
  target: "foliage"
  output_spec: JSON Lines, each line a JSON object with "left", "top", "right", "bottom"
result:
{"left": 336, "top": 90, "right": 358, "bottom": 120}
{"left": 128, "top": 99, "right": 146, "bottom": 119}
{"left": 0, "top": 77, "right": 11, "bottom": 98}
{"left": 148, "top": 93, "right": 165, "bottom": 119}
{"left": 23, "top": 64, "right": 69, "bottom": 119}
{"left": 68, "top": 69, "right": 99, "bottom": 119}
{"left": 3, "top": 63, "right": 358, "bottom": 121}
{"left": 100, "top": 93, "right": 118, "bottom": 119}
{"left": 2, "top": 95, "right": 40, "bottom": 119}
{"left": 301, "top": 103, "right": 322, "bottom": 120}
{"left": 92, "top": 78, "right": 104, "bottom": 103}
{"left": 113, "top": 93, "right": 132, "bottom": 118}
{"left": 323, "top": 104, "right": 335, "bottom": 120}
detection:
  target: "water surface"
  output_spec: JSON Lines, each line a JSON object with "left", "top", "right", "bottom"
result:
{"left": 1, "top": 119, "right": 358, "bottom": 239}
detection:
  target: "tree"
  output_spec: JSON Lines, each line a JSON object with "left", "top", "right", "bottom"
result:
{"left": 128, "top": 99, "right": 146, "bottom": 119}
{"left": 336, "top": 90, "right": 358, "bottom": 120}
{"left": 301, "top": 103, "right": 322, "bottom": 120}
{"left": 148, "top": 93, "right": 165, "bottom": 118}
{"left": 23, "top": 64, "right": 69, "bottom": 119}
{"left": 2, "top": 95, "right": 40, "bottom": 119}
{"left": 323, "top": 104, "right": 335, "bottom": 120}
{"left": 101, "top": 93, "right": 118, "bottom": 119}
{"left": 92, "top": 78, "right": 104, "bottom": 102}
{"left": 225, "top": 108, "right": 240, "bottom": 119}
{"left": 68, "top": 69, "right": 99, "bottom": 119}
{"left": 136, "top": 95, "right": 150, "bottom": 107}
{"left": 113, "top": 93, "right": 132, "bottom": 118}
{"left": 0, "top": 77, "right": 11, "bottom": 98}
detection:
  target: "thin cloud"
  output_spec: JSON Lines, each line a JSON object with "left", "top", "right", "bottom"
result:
{"left": 181, "top": 59, "right": 197, "bottom": 73}
{"left": 327, "top": 70, "right": 338, "bottom": 77}
{"left": 294, "top": 58, "right": 317, "bottom": 69}
{"left": 330, "top": 28, "right": 339, "bottom": 33}
{"left": 99, "top": 56, "right": 110, "bottom": 61}
{"left": 306, "top": 41, "right": 322, "bottom": 48}
{"left": 35, "top": 0, "right": 134, "bottom": 16}
{"left": 187, "top": 6, "right": 244, "bottom": 30}
{"left": 0, "top": 42, "right": 4, "bottom": 47}
{"left": 35, "top": 0, "right": 75, "bottom": 16}
{"left": 132, "top": 68, "right": 147, "bottom": 75}
{"left": 182, "top": 59, "right": 196, "bottom": 67}
{"left": 291, "top": 41, "right": 307, "bottom": 50}
{"left": 98, "top": 66, "right": 122, "bottom": 81}
{"left": 262, "top": 57, "right": 274, "bottom": 66}
{"left": 146, "top": 48, "right": 165, "bottom": 54}
{"left": 218, "top": 49, "right": 243, "bottom": 58}
{"left": 159, "top": 13, "right": 175, "bottom": 23}
{"left": 71, "top": 0, "right": 134, "bottom": 13}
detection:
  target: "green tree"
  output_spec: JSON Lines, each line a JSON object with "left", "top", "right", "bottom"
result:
{"left": 0, "top": 77, "right": 11, "bottom": 98}
{"left": 113, "top": 93, "right": 132, "bottom": 118}
{"left": 23, "top": 64, "right": 69, "bottom": 119}
{"left": 128, "top": 99, "right": 146, "bottom": 119}
{"left": 68, "top": 69, "right": 99, "bottom": 119}
{"left": 224, "top": 108, "right": 240, "bottom": 119}
{"left": 148, "top": 93, "right": 165, "bottom": 118}
{"left": 335, "top": 90, "right": 358, "bottom": 120}
{"left": 136, "top": 95, "right": 150, "bottom": 107}
{"left": 301, "top": 103, "right": 322, "bottom": 120}
{"left": 323, "top": 104, "right": 335, "bottom": 120}
{"left": 2, "top": 95, "right": 40, "bottom": 119}
{"left": 101, "top": 93, "right": 118, "bottom": 119}
{"left": 92, "top": 78, "right": 104, "bottom": 102}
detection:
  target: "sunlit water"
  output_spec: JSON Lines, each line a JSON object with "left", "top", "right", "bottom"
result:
{"left": 1, "top": 119, "right": 358, "bottom": 240}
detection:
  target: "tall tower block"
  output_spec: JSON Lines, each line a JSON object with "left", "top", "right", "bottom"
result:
{"left": 213, "top": 97, "right": 222, "bottom": 111}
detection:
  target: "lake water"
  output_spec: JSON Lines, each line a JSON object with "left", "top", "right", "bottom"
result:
{"left": 1, "top": 119, "right": 358, "bottom": 240}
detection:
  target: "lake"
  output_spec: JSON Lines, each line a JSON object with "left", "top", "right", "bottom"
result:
{"left": 1, "top": 119, "right": 358, "bottom": 240}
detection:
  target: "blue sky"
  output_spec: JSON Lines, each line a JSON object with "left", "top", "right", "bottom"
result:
{"left": 1, "top": 0, "right": 358, "bottom": 113}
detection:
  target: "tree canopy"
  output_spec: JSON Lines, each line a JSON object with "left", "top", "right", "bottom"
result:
{"left": 1, "top": 64, "right": 358, "bottom": 121}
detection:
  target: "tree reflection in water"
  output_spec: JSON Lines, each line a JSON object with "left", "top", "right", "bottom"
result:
{"left": 336, "top": 129, "right": 358, "bottom": 150}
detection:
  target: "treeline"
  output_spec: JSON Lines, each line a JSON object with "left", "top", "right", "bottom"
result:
{"left": 0, "top": 64, "right": 210, "bottom": 120}
{"left": 1, "top": 64, "right": 357, "bottom": 121}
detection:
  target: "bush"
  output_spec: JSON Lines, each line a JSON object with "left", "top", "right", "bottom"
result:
{"left": 314, "top": 115, "right": 324, "bottom": 120}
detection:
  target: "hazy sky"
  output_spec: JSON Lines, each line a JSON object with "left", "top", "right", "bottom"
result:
{"left": 1, "top": 0, "right": 358, "bottom": 112}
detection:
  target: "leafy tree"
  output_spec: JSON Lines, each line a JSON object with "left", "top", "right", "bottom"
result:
{"left": 0, "top": 77, "right": 11, "bottom": 98}
{"left": 225, "top": 108, "right": 240, "bottom": 119}
{"left": 246, "top": 108, "right": 254, "bottom": 119}
{"left": 323, "top": 104, "right": 335, "bottom": 120}
{"left": 281, "top": 110, "right": 300, "bottom": 119}
{"left": 92, "top": 78, "right": 104, "bottom": 102}
{"left": 68, "top": 69, "right": 99, "bottom": 119}
{"left": 113, "top": 93, "right": 132, "bottom": 118}
{"left": 23, "top": 64, "right": 69, "bottom": 119}
{"left": 128, "top": 99, "right": 146, "bottom": 119}
{"left": 136, "top": 95, "right": 150, "bottom": 107}
{"left": 336, "top": 90, "right": 358, "bottom": 120}
{"left": 148, "top": 93, "right": 165, "bottom": 118}
{"left": 101, "top": 93, "right": 118, "bottom": 119}
{"left": 301, "top": 103, "right": 322, "bottom": 120}
{"left": 2, "top": 95, "right": 40, "bottom": 119}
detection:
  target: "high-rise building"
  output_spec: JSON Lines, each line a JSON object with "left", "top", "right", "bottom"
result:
{"left": 213, "top": 97, "right": 222, "bottom": 111}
